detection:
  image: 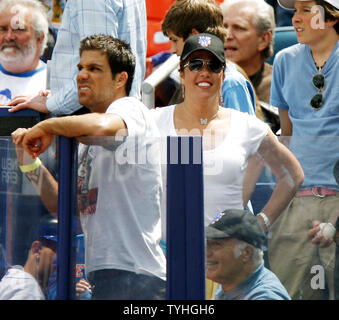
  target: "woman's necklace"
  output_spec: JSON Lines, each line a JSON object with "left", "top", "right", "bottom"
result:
{"left": 183, "top": 105, "right": 220, "bottom": 125}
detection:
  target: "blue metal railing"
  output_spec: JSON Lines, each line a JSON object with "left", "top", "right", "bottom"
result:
{"left": 56, "top": 137, "right": 77, "bottom": 300}
{"left": 0, "top": 108, "right": 206, "bottom": 299}
{"left": 166, "top": 136, "right": 205, "bottom": 299}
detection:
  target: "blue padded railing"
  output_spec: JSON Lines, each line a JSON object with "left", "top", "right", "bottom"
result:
{"left": 166, "top": 136, "right": 205, "bottom": 299}
{"left": 266, "top": 26, "right": 298, "bottom": 65}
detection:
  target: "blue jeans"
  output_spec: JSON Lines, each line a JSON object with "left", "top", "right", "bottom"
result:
{"left": 88, "top": 269, "right": 166, "bottom": 300}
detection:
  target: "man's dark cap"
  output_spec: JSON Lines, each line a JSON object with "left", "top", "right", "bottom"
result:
{"left": 205, "top": 209, "right": 267, "bottom": 250}
{"left": 181, "top": 33, "right": 225, "bottom": 64}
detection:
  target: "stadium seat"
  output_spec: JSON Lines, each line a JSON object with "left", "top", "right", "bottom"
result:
{"left": 266, "top": 26, "right": 298, "bottom": 65}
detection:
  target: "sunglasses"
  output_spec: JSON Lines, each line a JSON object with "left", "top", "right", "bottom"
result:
{"left": 310, "top": 68, "right": 325, "bottom": 110}
{"left": 183, "top": 59, "right": 224, "bottom": 74}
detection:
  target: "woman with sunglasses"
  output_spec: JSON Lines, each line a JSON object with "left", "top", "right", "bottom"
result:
{"left": 269, "top": 0, "right": 339, "bottom": 300}
{"left": 151, "top": 33, "right": 303, "bottom": 258}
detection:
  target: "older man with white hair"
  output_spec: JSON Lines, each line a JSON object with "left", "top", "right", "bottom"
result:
{"left": 221, "top": 0, "right": 276, "bottom": 105}
{"left": 205, "top": 209, "right": 290, "bottom": 300}
{"left": 0, "top": 0, "right": 48, "bottom": 104}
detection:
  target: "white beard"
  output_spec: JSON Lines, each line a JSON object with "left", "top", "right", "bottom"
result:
{"left": 0, "top": 39, "right": 38, "bottom": 71}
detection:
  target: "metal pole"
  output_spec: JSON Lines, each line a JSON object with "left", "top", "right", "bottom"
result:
{"left": 141, "top": 54, "right": 179, "bottom": 109}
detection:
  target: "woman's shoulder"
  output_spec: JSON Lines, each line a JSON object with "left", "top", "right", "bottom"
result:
{"left": 226, "top": 110, "right": 269, "bottom": 147}
{"left": 229, "top": 109, "right": 269, "bottom": 131}
{"left": 150, "top": 105, "right": 176, "bottom": 130}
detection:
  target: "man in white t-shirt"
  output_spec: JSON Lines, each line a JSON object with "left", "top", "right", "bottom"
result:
{"left": 12, "top": 34, "right": 166, "bottom": 300}
{"left": 0, "top": 0, "right": 48, "bottom": 104}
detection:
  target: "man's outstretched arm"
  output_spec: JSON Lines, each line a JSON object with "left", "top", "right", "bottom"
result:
{"left": 22, "top": 113, "right": 127, "bottom": 158}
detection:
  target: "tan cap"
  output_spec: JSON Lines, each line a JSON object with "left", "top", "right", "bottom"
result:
{"left": 278, "top": 0, "right": 339, "bottom": 10}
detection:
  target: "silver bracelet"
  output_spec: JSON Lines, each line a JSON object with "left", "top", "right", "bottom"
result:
{"left": 258, "top": 212, "right": 271, "bottom": 231}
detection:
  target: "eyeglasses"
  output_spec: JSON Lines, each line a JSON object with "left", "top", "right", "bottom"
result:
{"left": 310, "top": 68, "right": 325, "bottom": 110}
{"left": 183, "top": 59, "right": 224, "bottom": 74}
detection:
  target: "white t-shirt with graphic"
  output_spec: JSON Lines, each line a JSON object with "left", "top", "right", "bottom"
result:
{"left": 78, "top": 97, "right": 166, "bottom": 280}
{"left": 0, "top": 62, "right": 47, "bottom": 104}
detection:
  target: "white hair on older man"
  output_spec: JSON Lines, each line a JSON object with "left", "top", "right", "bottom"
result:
{"left": 0, "top": 0, "right": 49, "bottom": 56}
{"left": 220, "top": 0, "right": 276, "bottom": 59}
{"left": 233, "top": 238, "right": 264, "bottom": 269}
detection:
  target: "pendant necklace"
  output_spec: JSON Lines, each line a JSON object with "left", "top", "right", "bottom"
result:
{"left": 183, "top": 105, "right": 220, "bottom": 125}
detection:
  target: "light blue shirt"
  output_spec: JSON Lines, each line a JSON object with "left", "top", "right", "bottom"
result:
{"left": 215, "top": 262, "right": 291, "bottom": 300}
{"left": 222, "top": 62, "right": 256, "bottom": 115}
{"left": 270, "top": 41, "right": 339, "bottom": 189}
{"left": 46, "top": 0, "right": 147, "bottom": 115}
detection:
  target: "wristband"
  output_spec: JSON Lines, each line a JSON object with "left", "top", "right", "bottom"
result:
{"left": 19, "top": 157, "right": 42, "bottom": 173}
{"left": 258, "top": 212, "right": 271, "bottom": 231}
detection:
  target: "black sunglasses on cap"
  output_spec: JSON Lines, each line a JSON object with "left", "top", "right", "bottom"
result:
{"left": 310, "top": 68, "right": 325, "bottom": 110}
{"left": 183, "top": 59, "right": 224, "bottom": 74}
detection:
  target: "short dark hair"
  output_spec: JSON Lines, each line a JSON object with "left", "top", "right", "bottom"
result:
{"left": 79, "top": 34, "right": 135, "bottom": 95}
{"left": 162, "top": 0, "right": 228, "bottom": 43}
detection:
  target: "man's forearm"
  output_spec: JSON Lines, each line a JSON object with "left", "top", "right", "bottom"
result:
{"left": 38, "top": 113, "right": 127, "bottom": 138}
{"left": 25, "top": 164, "right": 58, "bottom": 216}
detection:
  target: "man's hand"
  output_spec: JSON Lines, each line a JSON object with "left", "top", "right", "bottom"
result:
{"left": 7, "top": 91, "right": 50, "bottom": 113}
{"left": 22, "top": 124, "right": 54, "bottom": 158}
{"left": 11, "top": 128, "right": 35, "bottom": 165}
{"left": 308, "top": 220, "right": 334, "bottom": 248}
{"left": 76, "top": 279, "right": 93, "bottom": 298}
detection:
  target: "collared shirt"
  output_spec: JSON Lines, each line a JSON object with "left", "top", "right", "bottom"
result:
{"left": 46, "top": 0, "right": 147, "bottom": 115}
{"left": 215, "top": 262, "right": 291, "bottom": 300}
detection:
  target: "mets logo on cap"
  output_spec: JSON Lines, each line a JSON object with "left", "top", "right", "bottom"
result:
{"left": 211, "top": 212, "right": 225, "bottom": 224}
{"left": 198, "top": 35, "right": 211, "bottom": 47}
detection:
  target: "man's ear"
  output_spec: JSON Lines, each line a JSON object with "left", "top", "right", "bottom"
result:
{"left": 326, "top": 18, "right": 338, "bottom": 29}
{"left": 190, "top": 28, "right": 200, "bottom": 36}
{"left": 115, "top": 71, "right": 128, "bottom": 89}
{"left": 36, "top": 33, "right": 45, "bottom": 50}
{"left": 31, "top": 240, "right": 42, "bottom": 254}
{"left": 241, "top": 245, "right": 254, "bottom": 263}
{"left": 258, "top": 31, "right": 272, "bottom": 53}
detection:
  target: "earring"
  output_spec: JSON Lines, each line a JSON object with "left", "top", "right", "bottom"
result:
{"left": 219, "top": 94, "right": 224, "bottom": 106}
{"left": 182, "top": 84, "right": 185, "bottom": 100}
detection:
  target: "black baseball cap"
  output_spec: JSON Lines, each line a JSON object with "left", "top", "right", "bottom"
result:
{"left": 181, "top": 33, "right": 225, "bottom": 64}
{"left": 205, "top": 209, "right": 267, "bottom": 250}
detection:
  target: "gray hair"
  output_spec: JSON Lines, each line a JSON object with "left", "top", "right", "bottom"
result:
{"left": 233, "top": 239, "right": 263, "bottom": 269}
{"left": 220, "top": 0, "right": 276, "bottom": 59}
{"left": 0, "top": 0, "right": 49, "bottom": 56}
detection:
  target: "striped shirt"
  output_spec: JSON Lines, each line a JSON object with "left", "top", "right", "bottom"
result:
{"left": 46, "top": 0, "right": 147, "bottom": 115}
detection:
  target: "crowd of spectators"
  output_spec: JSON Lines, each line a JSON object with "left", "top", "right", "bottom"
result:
{"left": 0, "top": 0, "right": 339, "bottom": 301}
